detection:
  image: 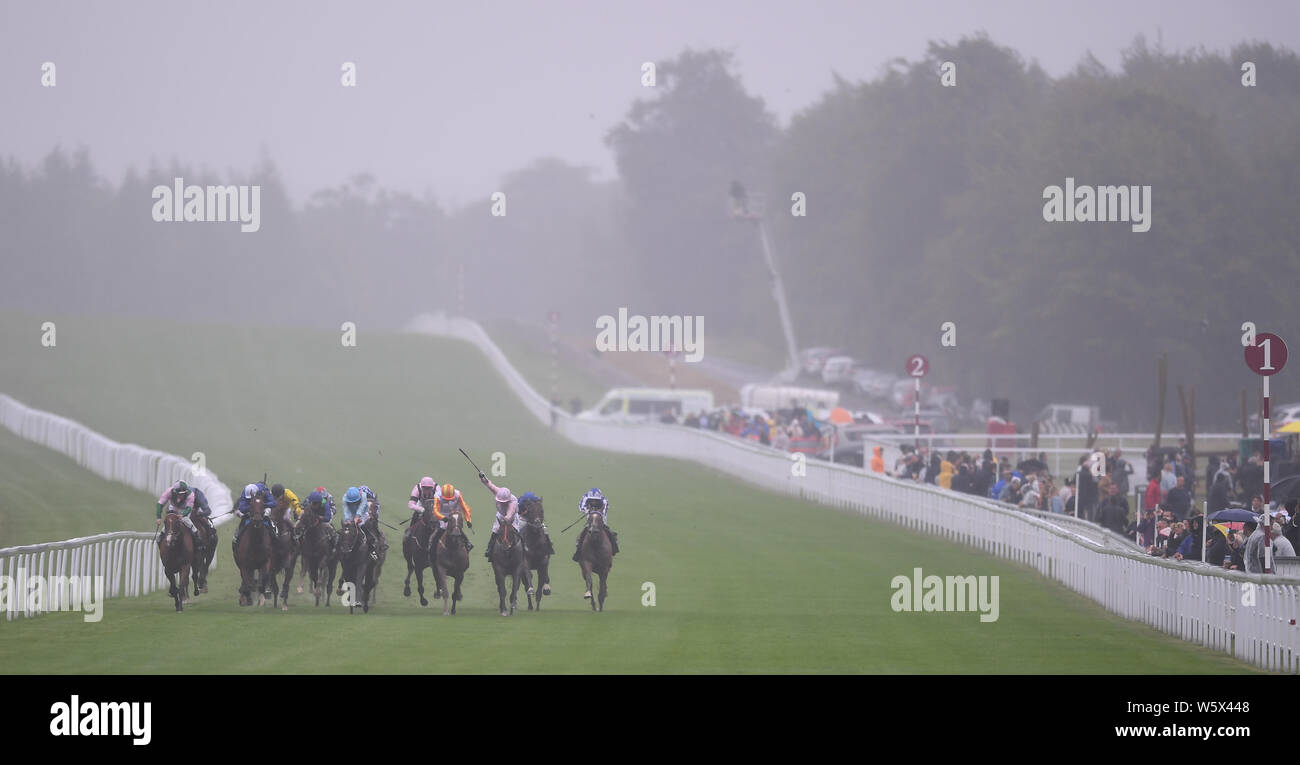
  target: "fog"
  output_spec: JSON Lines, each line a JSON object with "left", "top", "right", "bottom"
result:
{"left": 3, "top": 0, "right": 1300, "bottom": 428}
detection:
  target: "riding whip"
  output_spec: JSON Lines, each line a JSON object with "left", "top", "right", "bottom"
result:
{"left": 458, "top": 448, "right": 485, "bottom": 476}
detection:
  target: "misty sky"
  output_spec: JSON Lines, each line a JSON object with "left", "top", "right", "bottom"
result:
{"left": 2, "top": 0, "right": 1297, "bottom": 209}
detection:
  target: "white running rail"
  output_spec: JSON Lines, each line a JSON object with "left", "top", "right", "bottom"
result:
{"left": 408, "top": 313, "right": 1300, "bottom": 672}
{"left": 0, "top": 393, "right": 233, "bottom": 620}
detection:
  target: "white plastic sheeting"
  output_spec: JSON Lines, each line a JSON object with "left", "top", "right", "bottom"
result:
{"left": 408, "top": 313, "right": 1300, "bottom": 673}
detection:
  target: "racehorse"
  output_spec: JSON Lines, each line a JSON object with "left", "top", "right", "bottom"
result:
{"left": 578, "top": 510, "right": 613, "bottom": 612}
{"left": 299, "top": 508, "right": 338, "bottom": 607}
{"left": 267, "top": 505, "right": 299, "bottom": 610}
{"left": 432, "top": 509, "right": 469, "bottom": 615}
{"left": 490, "top": 513, "right": 526, "bottom": 616}
{"left": 191, "top": 512, "right": 217, "bottom": 597}
{"left": 518, "top": 494, "right": 551, "bottom": 610}
{"left": 157, "top": 512, "right": 193, "bottom": 612}
{"left": 233, "top": 497, "right": 273, "bottom": 607}
{"left": 363, "top": 499, "right": 387, "bottom": 605}
{"left": 336, "top": 521, "right": 377, "bottom": 614}
{"left": 402, "top": 498, "right": 435, "bottom": 606}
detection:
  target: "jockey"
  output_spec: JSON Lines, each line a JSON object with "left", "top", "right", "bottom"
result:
{"left": 408, "top": 476, "right": 440, "bottom": 526}
{"left": 307, "top": 487, "right": 336, "bottom": 523}
{"left": 573, "top": 487, "right": 619, "bottom": 561}
{"left": 517, "top": 491, "right": 555, "bottom": 556}
{"left": 342, "top": 485, "right": 381, "bottom": 559}
{"left": 478, "top": 472, "right": 522, "bottom": 559}
{"left": 231, "top": 482, "right": 278, "bottom": 547}
{"left": 430, "top": 483, "right": 474, "bottom": 552}
{"left": 270, "top": 483, "right": 301, "bottom": 533}
{"left": 154, "top": 480, "right": 203, "bottom": 548}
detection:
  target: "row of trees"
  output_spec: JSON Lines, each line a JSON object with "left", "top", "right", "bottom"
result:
{"left": 3, "top": 34, "right": 1298, "bottom": 426}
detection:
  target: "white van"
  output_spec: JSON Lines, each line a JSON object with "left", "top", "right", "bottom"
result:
{"left": 579, "top": 388, "right": 715, "bottom": 423}
{"left": 739, "top": 384, "right": 840, "bottom": 412}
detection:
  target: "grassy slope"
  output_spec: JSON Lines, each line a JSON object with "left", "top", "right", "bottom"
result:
{"left": 0, "top": 312, "right": 1253, "bottom": 673}
{"left": 0, "top": 427, "right": 155, "bottom": 548}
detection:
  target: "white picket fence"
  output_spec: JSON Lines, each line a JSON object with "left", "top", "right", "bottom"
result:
{"left": 0, "top": 393, "right": 233, "bottom": 620}
{"left": 409, "top": 313, "right": 1300, "bottom": 673}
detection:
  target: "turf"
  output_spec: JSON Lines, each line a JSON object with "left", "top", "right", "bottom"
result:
{"left": 0, "top": 312, "right": 1255, "bottom": 673}
{"left": 0, "top": 427, "right": 156, "bottom": 548}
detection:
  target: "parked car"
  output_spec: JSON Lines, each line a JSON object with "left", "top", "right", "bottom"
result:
{"left": 799, "top": 347, "right": 844, "bottom": 378}
{"left": 821, "top": 355, "right": 857, "bottom": 387}
{"left": 852, "top": 368, "right": 897, "bottom": 398}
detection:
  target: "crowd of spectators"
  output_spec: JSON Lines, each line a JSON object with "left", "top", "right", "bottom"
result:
{"left": 665, "top": 405, "right": 1300, "bottom": 574}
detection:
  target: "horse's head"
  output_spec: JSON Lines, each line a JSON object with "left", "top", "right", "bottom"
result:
{"left": 337, "top": 523, "right": 359, "bottom": 556}
{"left": 251, "top": 496, "right": 265, "bottom": 520}
{"left": 587, "top": 511, "right": 606, "bottom": 532}
{"left": 161, "top": 513, "right": 183, "bottom": 542}
{"left": 444, "top": 510, "right": 463, "bottom": 537}
{"left": 519, "top": 495, "right": 545, "bottom": 524}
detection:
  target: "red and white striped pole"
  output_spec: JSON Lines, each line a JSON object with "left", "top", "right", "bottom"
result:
{"left": 914, "top": 377, "right": 920, "bottom": 450}
{"left": 1263, "top": 375, "right": 1272, "bottom": 574}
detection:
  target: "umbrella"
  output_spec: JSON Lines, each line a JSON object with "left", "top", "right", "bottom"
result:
{"left": 1208, "top": 507, "right": 1259, "bottom": 523}
{"left": 828, "top": 407, "right": 853, "bottom": 425}
{"left": 1278, "top": 421, "right": 1300, "bottom": 434}
{"left": 1270, "top": 474, "right": 1300, "bottom": 508}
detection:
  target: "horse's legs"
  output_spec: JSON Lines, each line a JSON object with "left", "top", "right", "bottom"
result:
{"left": 496, "top": 566, "right": 508, "bottom": 616}
{"left": 416, "top": 563, "right": 428, "bottom": 607}
{"left": 540, "top": 560, "right": 551, "bottom": 598}
{"left": 283, "top": 556, "right": 296, "bottom": 607}
{"left": 598, "top": 569, "right": 608, "bottom": 612}
{"left": 452, "top": 574, "right": 463, "bottom": 615}
{"left": 510, "top": 568, "right": 522, "bottom": 615}
{"left": 581, "top": 561, "right": 594, "bottom": 601}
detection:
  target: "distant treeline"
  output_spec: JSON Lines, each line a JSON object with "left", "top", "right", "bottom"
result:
{"left": 3, "top": 34, "right": 1298, "bottom": 427}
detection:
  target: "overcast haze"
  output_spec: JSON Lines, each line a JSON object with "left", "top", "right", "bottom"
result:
{"left": 3, "top": 0, "right": 1298, "bottom": 206}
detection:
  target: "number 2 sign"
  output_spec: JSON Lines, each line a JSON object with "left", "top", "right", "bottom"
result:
{"left": 906, "top": 354, "right": 929, "bottom": 378}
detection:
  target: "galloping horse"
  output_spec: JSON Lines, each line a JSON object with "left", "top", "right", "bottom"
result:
{"left": 518, "top": 494, "right": 551, "bottom": 610}
{"left": 432, "top": 509, "right": 469, "bottom": 616}
{"left": 299, "top": 508, "right": 338, "bottom": 607}
{"left": 363, "top": 499, "right": 387, "bottom": 605}
{"left": 403, "top": 498, "right": 436, "bottom": 606}
{"left": 233, "top": 497, "right": 273, "bottom": 607}
{"left": 267, "top": 505, "right": 299, "bottom": 611}
{"left": 490, "top": 513, "right": 526, "bottom": 616}
{"left": 191, "top": 512, "right": 217, "bottom": 597}
{"left": 336, "top": 522, "right": 377, "bottom": 614}
{"left": 157, "top": 512, "right": 193, "bottom": 612}
{"left": 577, "top": 510, "right": 613, "bottom": 612}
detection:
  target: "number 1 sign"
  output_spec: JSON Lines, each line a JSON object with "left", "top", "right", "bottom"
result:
{"left": 1245, "top": 333, "right": 1287, "bottom": 376}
